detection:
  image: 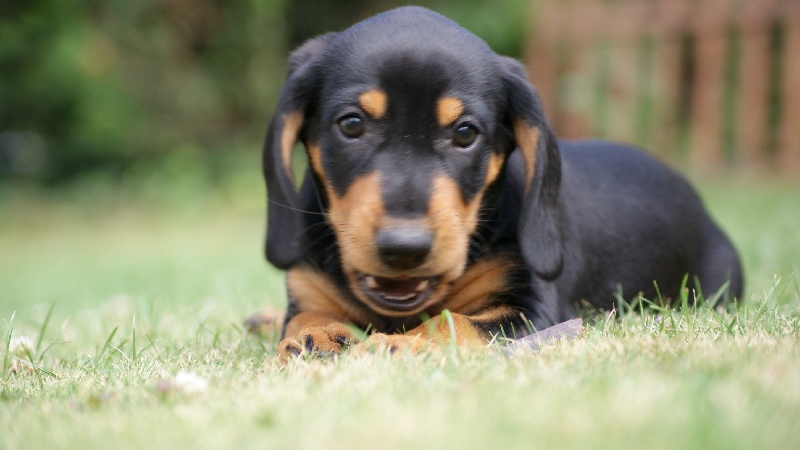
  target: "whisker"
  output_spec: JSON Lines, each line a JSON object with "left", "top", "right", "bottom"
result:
{"left": 267, "top": 199, "right": 326, "bottom": 216}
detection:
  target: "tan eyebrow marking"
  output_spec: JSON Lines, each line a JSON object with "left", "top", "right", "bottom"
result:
{"left": 436, "top": 97, "right": 465, "bottom": 127}
{"left": 358, "top": 90, "right": 388, "bottom": 119}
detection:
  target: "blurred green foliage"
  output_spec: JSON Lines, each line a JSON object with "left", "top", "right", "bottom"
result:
{"left": 0, "top": 0, "right": 528, "bottom": 184}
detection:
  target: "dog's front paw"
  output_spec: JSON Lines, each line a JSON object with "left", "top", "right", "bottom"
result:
{"left": 277, "top": 322, "right": 359, "bottom": 363}
{"left": 350, "top": 333, "right": 431, "bottom": 357}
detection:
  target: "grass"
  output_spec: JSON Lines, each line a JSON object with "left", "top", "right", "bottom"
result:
{"left": 1, "top": 174, "right": 799, "bottom": 450}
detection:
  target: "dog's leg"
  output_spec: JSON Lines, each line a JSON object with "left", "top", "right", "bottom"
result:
{"left": 276, "top": 265, "right": 373, "bottom": 363}
{"left": 354, "top": 306, "right": 528, "bottom": 354}
{"left": 277, "top": 312, "right": 361, "bottom": 363}
{"left": 694, "top": 225, "right": 744, "bottom": 303}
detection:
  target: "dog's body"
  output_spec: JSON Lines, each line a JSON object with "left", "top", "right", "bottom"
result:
{"left": 263, "top": 7, "right": 743, "bottom": 360}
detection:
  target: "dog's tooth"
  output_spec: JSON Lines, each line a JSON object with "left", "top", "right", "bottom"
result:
{"left": 415, "top": 279, "right": 429, "bottom": 292}
{"left": 365, "top": 276, "right": 378, "bottom": 289}
{"left": 385, "top": 293, "right": 416, "bottom": 301}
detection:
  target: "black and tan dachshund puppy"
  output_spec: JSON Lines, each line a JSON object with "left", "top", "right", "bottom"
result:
{"left": 263, "top": 7, "right": 743, "bottom": 361}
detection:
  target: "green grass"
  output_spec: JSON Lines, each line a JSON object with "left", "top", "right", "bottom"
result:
{"left": 1, "top": 176, "right": 799, "bottom": 450}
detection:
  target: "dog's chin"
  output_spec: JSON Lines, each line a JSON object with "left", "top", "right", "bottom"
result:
{"left": 356, "top": 273, "right": 440, "bottom": 315}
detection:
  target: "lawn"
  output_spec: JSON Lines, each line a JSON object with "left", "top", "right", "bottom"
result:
{"left": 1, "top": 173, "right": 799, "bottom": 450}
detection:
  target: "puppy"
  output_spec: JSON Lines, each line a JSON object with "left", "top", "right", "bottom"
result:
{"left": 261, "top": 7, "right": 743, "bottom": 361}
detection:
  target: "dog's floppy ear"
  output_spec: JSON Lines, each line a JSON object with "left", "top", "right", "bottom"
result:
{"left": 263, "top": 33, "right": 336, "bottom": 268}
{"left": 500, "top": 57, "right": 563, "bottom": 280}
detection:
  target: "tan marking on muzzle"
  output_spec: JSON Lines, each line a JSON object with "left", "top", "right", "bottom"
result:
{"left": 427, "top": 175, "right": 484, "bottom": 282}
{"left": 359, "top": 90, "right": 388, "bottom": 119}
{"left": 286, "top": 265, "right": 369, "bottom": 327}
{"left": 440, "top": 258, "right": 515, "bottom": 315}
{"left": 327, "top": 172, "right": 386, "bottom": 275}
{"left": 436, "top": 97, "right": 464, "bottom": 127}
{"left": 323, "top": 171, "right": 490, "bottom": 318}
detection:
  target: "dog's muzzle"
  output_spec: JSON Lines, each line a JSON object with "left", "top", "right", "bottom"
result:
{"left": 354, "top": 224, "right": 439, "bottom": 312}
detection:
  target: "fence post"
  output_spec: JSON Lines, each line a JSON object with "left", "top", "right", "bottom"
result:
{"left": 736, "top": 0, "right": 775, "bottom": 172}
{"left": 649, "top": 0, "right": 691, "bottom": 162}
{"left": 605, "top": 0, "right": 649, "bottom": 146}
{"left": 688, "top": 0, "right": 730, "bottom": 171}
{"left": 778, "top": 1, "right": 800, "bottom": 173}
{"left": 527, "top": 0, "right": 561, "bottom": 126}
{"left": 526, "top": 0, "right": 798, "bottom": 173}
{"left": 556, "top": 0, "right": 605, "bottom": 139}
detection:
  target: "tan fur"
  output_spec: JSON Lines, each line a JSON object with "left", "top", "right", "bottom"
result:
{"left": 469, "top": 305, "right": 516, "bottom": 323}
{"left": 440, "top": 258, "right": 515, "bottom": 315}
{"left": 280, "top": 268, "right": 366, "bottom": 363}
{"left": 415, "top": 312, "right": 485, "bottom": 346}
{"left": 283, "top": 312, "right": 342, "bottom": 338}
{"left": 279, "top": 315, "right": 358, "bottom": 363}
{"left": 512, "top": 120, "right": 539, "bottom": 193}
{"left": 428, "top": 175, "right": 483, "bottom": 280}
{"left": 351, "top": 333, "right": 428, "bottom": 356}
{"left": 327, "top": 172, "right": 385, "bottom": 275}
{"left": 307, "top": 143, "right": 324, "bottom": 178}
{"left": 350, "top": 305, "right": 519, "bottom": 356}
{"left": 287, "top": 266, "right": 369, "bottom": 326}
{"left": 280, "top": 111, "right": 305, "bottom": 184}
{"left": 359, "top": 90, "right": 388, "bottom": 119}
{"left": 417, "top": 306, "right": 517, "bottom": 344}
{"left": 485, "top": 153, "right": 505, "bottom": 187}
{"left": 436, "top": 97, "right": 464, "bottom": 127}
{"left": 354, "top": 315, "right": 483, "bottom": 354}
{"left": 323, "top": 172, "right": 404, "bottom": 314}
{"left": 393, "top": 310, "right": 491, "bottom": 347}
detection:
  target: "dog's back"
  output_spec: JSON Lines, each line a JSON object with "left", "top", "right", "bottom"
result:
{"left": 551, "top": 140, "right": 743, "bottom": 308}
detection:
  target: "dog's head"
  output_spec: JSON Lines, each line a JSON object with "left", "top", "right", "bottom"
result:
{"left": 264, "top": 7, "right": 562, "bottom": 317}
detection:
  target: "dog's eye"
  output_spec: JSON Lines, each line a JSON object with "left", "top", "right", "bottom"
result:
{"left": 452, "top": 124, "right": 478, "bottom": 148}
{"left": 338, "top": 115, "right": 365, "bottom": 139}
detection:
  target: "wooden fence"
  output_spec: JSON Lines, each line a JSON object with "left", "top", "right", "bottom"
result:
{"left": 525, "top": 0, "right": 800, "bottom": 173}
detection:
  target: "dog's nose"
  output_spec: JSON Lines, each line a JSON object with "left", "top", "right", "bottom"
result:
{"left": 375, "top": 226, "right": 433, "bottom": 271}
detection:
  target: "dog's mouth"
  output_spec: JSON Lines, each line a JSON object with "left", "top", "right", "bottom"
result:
{"left": 357, "top": 273, "right": 439, "bottom": 312}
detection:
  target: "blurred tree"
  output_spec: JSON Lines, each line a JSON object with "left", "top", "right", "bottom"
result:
{"left": 0, "top": 0, "right": 527, "bottom": 184}
{"left": 287, "top": 0, "right": 528, "bottom": 57}
{"left": 1, "top": 0, "right": 287, "bottom": 182}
